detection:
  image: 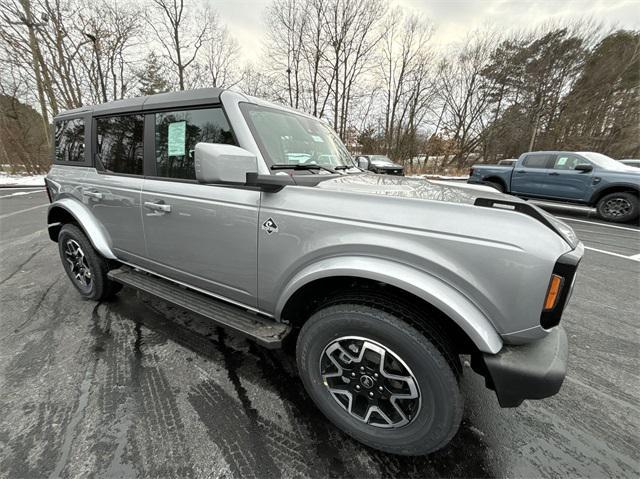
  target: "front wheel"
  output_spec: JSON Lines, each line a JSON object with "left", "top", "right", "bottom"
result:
{"left": 596, "top": 192, "right": 639, "bottom": 223}
{"left": 296, "top": 300, "right": 463, "bottom": 455}
{"left": 58, "top": 224, "right": 121, "bottom": 301}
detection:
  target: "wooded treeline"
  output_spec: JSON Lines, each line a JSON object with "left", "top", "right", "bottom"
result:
{"left": 1, "top": 0, "right": 638, "bottom": 174}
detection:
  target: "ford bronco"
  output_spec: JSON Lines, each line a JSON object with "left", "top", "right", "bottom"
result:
{"left": 46, "top": 88, "right": 582, "bottom": 455}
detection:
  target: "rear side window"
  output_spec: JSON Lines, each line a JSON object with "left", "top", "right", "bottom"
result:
{"left": 96, "top": 114, "right": 144, "bottom": 175}
{"left": 54, "top": 118, "right": 85, "bottom": 162}
{"left": 522, "top": 154, "right": 553, "bottom": 169}
{"left": 154, "top": 107, "right": 235, "bottom": 180}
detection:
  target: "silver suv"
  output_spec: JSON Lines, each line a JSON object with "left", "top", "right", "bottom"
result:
{"left": 46, "top": 88, "right": 582, "bottom": 456}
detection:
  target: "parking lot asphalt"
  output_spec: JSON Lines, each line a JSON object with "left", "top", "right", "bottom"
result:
{"left": 1, "top": 187, "right": 638, "bottom": 479}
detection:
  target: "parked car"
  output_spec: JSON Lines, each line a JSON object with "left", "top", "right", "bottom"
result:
{"left": 355, "top": 154, "right": 404, "bottom": 175}
{"left": 46, "top": 89, "right": 582, "bottom": 456}
{"left": 469, "top": 151, "right": 640, "bottom": 223}
{"left": 497, "top": 159, "right": 517, "bottom": 166}
{"left": 620, "top": 159, "right": 640, "bottom": 168}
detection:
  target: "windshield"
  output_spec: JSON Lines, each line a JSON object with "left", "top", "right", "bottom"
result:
{"left": 579, "top": 152, "right": 637, "bottom": 172}
{"left": 242, "top": 103, "right": 354, "bottom": 169}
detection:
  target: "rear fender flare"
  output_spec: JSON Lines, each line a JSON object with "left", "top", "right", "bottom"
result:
{"left": 47, "top": 198, "right": 117, "bottom": 260}
{"left": 275, "top": 256, "right": 503, "bottom": 354}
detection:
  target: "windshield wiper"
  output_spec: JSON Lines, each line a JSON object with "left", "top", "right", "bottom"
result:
{"left": 333, "top": 165, "right": 353, "bottom": 170}
{"left": 271, "top": 164, "right": 337, "bottom": 174}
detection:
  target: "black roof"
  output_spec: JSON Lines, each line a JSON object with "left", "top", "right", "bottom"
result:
{"left": 55, "top": 87, "right": 225, "bottom": 119}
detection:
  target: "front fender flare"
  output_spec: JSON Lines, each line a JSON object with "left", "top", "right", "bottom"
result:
{"left": 47, "top": 198, "right": 117, "bottom": 260}
{"left": 275, "top": 256, "right": 503, "bottom": 354}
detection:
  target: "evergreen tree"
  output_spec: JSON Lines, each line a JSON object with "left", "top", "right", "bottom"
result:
{"left": 137, "top": 53, "right": 171, "bottom": 95}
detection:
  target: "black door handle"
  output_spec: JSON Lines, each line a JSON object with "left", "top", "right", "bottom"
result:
{"left": 548, "top": 172, "right": 560, "bottom": 176}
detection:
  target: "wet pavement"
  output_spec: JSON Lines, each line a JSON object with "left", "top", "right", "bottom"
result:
{"left": 1, "top": 187, "right": 639, "bottom": 478}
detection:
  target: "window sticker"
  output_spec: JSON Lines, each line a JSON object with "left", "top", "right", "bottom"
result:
{"left": 168, "top": 121, "right": 186, "bottom": 156}
{"left": 557, "top": 157, "right": 568, "bottom": 166}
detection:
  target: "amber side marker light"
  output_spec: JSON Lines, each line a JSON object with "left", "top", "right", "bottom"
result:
{"left": 544, "top": 274, "right": 564, "bottom": 311}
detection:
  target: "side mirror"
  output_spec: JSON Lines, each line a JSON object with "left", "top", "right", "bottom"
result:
{"left": 194, "top": 143, "right": 258, "bottom": 184}
{"left": 574, "top": 164, "right": 593, "bottom": 173}
{"left": 357, "top": 157, "right": 370, "bottom": 169}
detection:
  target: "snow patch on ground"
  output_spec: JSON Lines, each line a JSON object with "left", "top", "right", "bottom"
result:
{"left": 0, "top": 173, "right": 46, "bottom": 186}
{"left": 410, "top": 174, "right": 470, "bottom": 180}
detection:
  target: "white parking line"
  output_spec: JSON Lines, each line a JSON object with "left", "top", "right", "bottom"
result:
{"left": 558, "top": 217, "right": 640, "bottom": 233}
{"left": 0, "top": 190, "right": 43, "bottom": 198}
{"left": 0, "top": 204, "right": 47, "bottom": 220}
{"left": 584, "top": 246, "right": 640, "bottom": 262}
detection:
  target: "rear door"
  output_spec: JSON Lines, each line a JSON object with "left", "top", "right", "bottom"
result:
{"left": 543, "top": 153, "right": 593, "bottom": 201}
{"left": 140, "top": 106, "right": 260, "bottom": 307}
{"left": 83, "top": 113, "right": 146, "bottom": 260}
{"left": 510, "top": 153, "right": 555, "bottom": 196}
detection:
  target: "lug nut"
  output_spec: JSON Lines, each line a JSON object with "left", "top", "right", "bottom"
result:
{"left": 355, "top": 385, "right": 360, "bottom": 390}
{"left": 378, "top": 386, "right": 383, "bottom": 391}
{"left": 360, "top": 366, "right": 365, "bottom": 371}
{"left": 369, "top": 392, "right": 374, "bottom": 397}
{"left": 374, "top": 373, "right": 378, "bottom": 378}
{"left": 351, "top": 372, "right": 356, "bottom": 377}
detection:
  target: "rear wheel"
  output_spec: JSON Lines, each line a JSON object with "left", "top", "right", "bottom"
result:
{"left": 296, "top": 297, "right": 463, "bottom": 455}
{"left": 58, "top": 224, "right": 121, "bottom": 300}
{"left": 485, "top": 180, "right": 505, "bottom": 193}
{"left": 596, "top": 192, "right": 638, "bottom": 223}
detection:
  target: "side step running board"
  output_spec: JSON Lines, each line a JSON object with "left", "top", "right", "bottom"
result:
{"left": 108, "top": 266, "right": 290, "bottom": 348}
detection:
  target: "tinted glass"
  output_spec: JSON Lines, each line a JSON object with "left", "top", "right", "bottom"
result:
{"left": 523, "top": 154, "right": 553, "bottom": 168}
{"left": 155, "top": 108, "right": 235, "bottom": 179}
{"left": 552, "top": 154, "right": 590, "bottom": 170}
{"left": 55, "top": 118, "right": 85, "bottom": 162}
{"left": 96, "top": 114, "right": 144, "bottom": 175}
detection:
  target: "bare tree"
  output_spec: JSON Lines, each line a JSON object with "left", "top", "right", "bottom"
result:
{"left": 200, "top": 14, "right": 242, "bottom": 89}
{"left": 146, "top": 0, "right": 208, "bottom": 90}
{"left": 378, "top": 9, "right": 434, "bottom": 158}
{"left": 437, "top": 31, "right": 496, "bottom": 166}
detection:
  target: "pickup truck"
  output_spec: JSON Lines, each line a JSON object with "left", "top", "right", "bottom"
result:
{"left": 469, "top": 151, "right": 640, "bottom": 223}
{"left": 46, "top": 89, "right": 582, "bottom": 456}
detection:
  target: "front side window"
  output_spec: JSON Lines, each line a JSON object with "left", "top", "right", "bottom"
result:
{"left": 55, "top": 118, "right": 85, "bottom": 162}
{"left": 241, "top": 104, "right": 353, "bottom": 169}
{"left": 96, "top": 114, "right": 144, "bottom": 175}
{"left": 155, "top": 107, "right": 235, "bottom": 180}
{"left": 523, "top": 154, "right": 553, "bottom": 169}
{"left": 552, "top": 154, "right": 590, "bottom": 170}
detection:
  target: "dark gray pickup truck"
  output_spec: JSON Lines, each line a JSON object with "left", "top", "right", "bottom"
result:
{"left": 469, "top": 151, "right": 640, "bottom": 223}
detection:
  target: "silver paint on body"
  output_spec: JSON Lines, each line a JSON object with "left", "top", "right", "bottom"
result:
{"left": 47, "top": 90, "right": 581, "bottom": 356}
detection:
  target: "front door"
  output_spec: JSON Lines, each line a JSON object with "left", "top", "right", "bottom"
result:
{"left": 139, "top": 106, "right": 259, "bottom": 307}
{"left": 543, "top": 153, "right": 593, "bottom": 201}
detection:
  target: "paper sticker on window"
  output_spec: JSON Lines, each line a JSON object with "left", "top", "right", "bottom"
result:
{"left": 168, "top": 121, "right": 186, "bottom": 156}
{"left": 311, "top": 135, "right": 324, "bottom": 143}
{"left": 557, "top": 157, "right": 568, "bottom": 166}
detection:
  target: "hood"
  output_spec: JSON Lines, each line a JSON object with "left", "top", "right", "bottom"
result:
{"left": 316, "top": 173, "right": 515, "bottom": 205}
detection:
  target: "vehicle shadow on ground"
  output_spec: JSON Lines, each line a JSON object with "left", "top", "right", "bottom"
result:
{"left": 102, "top": 288, "right": 493, "bottom": 479}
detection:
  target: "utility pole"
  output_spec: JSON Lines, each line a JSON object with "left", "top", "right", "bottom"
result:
{"left": 8, "top": 0, "right": 50, "bottom": 143}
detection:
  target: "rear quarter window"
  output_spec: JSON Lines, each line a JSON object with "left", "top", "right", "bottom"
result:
{"left": 54, "top": 118, "right": 85, "bottom": 162}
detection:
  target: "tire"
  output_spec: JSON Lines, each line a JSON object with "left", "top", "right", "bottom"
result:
{"left": 296, "top": 296, "right": 463, "bottom": 456}
{"left": 596, "top": 192, "right": 639, "bottom": 223}
{"left": 57, "top": 224, "right": 121, "bottom": 301}
{"left": 485, "top": 180, "right": 505, "bottom": 193}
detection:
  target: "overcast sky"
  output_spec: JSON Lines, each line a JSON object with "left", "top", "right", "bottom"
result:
{"left": 210, "top": 0, "right": 640, "bottom": 63}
